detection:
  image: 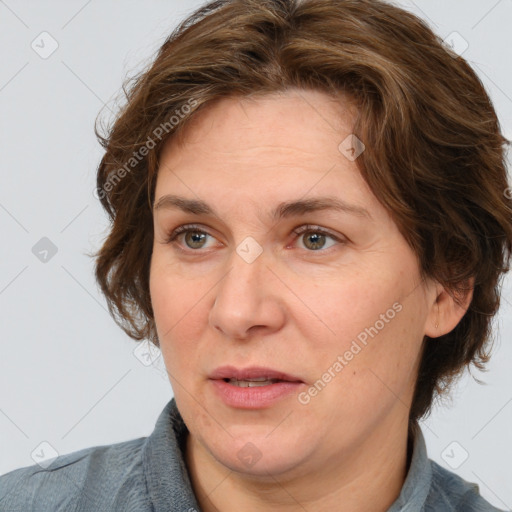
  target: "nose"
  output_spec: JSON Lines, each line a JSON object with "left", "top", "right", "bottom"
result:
{"left": 208, "top": 244, "right": 286, "bottom": 340}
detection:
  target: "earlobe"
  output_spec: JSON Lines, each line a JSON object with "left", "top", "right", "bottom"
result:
{"left": 425, "top": 278, "right": 474, "bottom": 339}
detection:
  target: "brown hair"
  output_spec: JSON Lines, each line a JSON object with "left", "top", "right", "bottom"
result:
{"left": 93, "top": 0, "right": 512, "bottom": 424}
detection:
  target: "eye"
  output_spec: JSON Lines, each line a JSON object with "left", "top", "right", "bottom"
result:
{"left": 291, "top": 225, "right": 343, "bottom": 252}
{"left": 164, "top": 224, "right": 217, "bottom": 251}
{"left": 164, "top": 223, "right": 345, "bottom": 254}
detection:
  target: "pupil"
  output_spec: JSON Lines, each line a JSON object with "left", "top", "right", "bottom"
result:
{"left": 186, "top": 231, "right": 206, "bottom": 248}
{"left": 306, "top": 233, "right": 325, "bottom": 250}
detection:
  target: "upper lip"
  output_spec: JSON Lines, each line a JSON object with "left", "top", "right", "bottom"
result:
{"left": 209, "top": 365, "right": 304, "bottom": 382}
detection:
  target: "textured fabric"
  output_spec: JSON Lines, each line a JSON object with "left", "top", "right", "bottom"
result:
{"left": 0, "top": 398, "right": 504, "bottom": 511}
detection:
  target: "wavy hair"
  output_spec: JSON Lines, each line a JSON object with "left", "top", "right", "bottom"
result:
{"left": 93, "top": 0, "right": 512, "bottom": 423}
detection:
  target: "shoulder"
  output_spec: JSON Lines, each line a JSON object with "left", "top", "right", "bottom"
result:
{"left": 0, "top": 436, "right": 153, "bottom": 512}
{"left": 426, "top": 460, "right": 505, "bottom": 512}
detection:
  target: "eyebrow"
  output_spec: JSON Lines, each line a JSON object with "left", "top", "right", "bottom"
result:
{"left": 153, "top": 194, "right": 372, "bottom": 220}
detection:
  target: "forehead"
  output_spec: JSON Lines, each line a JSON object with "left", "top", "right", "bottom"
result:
{"left": 154, "top": 90, "right": 380, "bottom": 219}
{"left": 162, "top": 90, "right": 358, "bottom": 160}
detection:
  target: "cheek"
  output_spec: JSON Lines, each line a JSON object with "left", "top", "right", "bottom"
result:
{"left": 149, "top": 259, "right": 207, "bottom": 373}
{"left": 293, "top": 266, "right": 403, "bottom": 349}
{"left": 295, "top": 266, "right": 426, "bottom": 402}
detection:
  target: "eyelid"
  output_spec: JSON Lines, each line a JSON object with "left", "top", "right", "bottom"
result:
{"left": 292, "top": 224, "right": 344, "bottom": 240}
{"left": 163, "top": 223, "right": 215, "bottom": 245}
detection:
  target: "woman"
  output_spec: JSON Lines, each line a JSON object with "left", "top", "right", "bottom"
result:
{"left": 1, "top": 0, "right": 510, "bottom": 510}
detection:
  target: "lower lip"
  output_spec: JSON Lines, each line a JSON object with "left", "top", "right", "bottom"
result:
{"left": 210, "top": 379, "right": 304, "bottom": 409}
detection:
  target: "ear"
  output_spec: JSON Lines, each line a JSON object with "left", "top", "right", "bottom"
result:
{"left": 424, "top": 277, "right": 474, "bottom": 338}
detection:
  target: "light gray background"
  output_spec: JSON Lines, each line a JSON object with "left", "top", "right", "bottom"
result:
{"left": 1, "top": 0, "right": 511, "bottom": 509}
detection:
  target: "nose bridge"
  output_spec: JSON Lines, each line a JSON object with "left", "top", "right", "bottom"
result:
{"left": 209, "top": 237, "right": 284, "bottom": 338}
{"left": 216, "top": 236, "right": 267, "bottom": 308}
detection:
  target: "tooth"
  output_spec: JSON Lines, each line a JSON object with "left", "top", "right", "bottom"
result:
{"left": 230, "top": 377, "right": 273, "bottom": 382}
{"left": 228, "top": 379, "right": 275, "bottom": 387}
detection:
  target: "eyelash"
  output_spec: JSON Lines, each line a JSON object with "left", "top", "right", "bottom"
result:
{"left": 163, "top": 223, "right": 346, "bottom": 254}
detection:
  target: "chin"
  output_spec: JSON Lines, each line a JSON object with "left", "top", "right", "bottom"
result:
{"left": 208, "top": 429, "right": 314, "bottom": 478}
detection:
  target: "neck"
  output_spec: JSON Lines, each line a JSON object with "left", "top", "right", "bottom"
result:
{"left": 184, "top": 411, "right": 412, "bottom": 512}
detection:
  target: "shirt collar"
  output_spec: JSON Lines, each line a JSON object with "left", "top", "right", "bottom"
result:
{"left": 387, "top": 422, "right": 433, "bottom": 511}
{"left": 143, "top": 398, "right": 432, "bottom": 512}
{"left": 143, "top": 398, "right": 200, "bottom": 512}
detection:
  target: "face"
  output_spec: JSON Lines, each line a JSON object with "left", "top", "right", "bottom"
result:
{"left": 149, "top": 89, "right": 439, "bottom": 479}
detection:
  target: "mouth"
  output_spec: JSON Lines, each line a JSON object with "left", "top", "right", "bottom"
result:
{"left": 209, "top": 366, "right": 305, "bottom": 409}
{"left": 223, "top": 377, "right": 288, "bottom": 387}
{"left": 209, "top": 365, "right": 304, "bottom": 385}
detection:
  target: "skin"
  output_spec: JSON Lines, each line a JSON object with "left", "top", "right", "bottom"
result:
{"left": 149, "top": 89, "right": 472, "bottom": 512}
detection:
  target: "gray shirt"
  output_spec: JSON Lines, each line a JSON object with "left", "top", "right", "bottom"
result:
{"left": 0, "top": 398, "right": 504, "bottom": 511}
